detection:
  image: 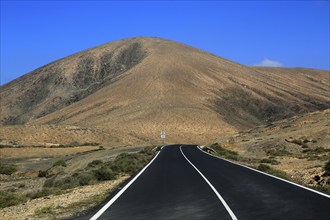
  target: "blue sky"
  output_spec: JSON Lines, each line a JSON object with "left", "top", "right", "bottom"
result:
{"left": 1, "top": 1, "right": 329, "bottom": 85}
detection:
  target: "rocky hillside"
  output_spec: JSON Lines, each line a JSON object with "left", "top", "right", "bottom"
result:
{"left": 1, "top": 37, "right": 329, "bottom": 143}
{"left": 0, "top": 39, "right": 147, "bottom": 125}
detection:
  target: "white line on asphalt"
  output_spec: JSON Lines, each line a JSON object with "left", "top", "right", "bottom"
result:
{"left": 197, "top": 146, "right": 330, "bottom": 199}
{"left": 180, "top": 146, "right": 238, "bottom": 220}
{"left": 90, "top": 150, "right": 162, "bottom": 220}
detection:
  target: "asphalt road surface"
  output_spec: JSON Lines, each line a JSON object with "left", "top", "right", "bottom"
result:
{"left": 76, "top": 145, "right": 330, "bottom": 220}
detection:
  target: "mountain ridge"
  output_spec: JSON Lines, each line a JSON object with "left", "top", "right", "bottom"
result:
{"left": 1, "top": 37, "right": 329, "bottom": 143}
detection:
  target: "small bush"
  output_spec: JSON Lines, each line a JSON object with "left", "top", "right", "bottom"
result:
{"left": 209, "top": 143, "right": 239, "bottom": 160}
{"left": 260, "top": 158, "right": 280, "bottom": 165}
{"left": 34, "top": 205, "right": 54, "bottom": 216}
{"left": 26, "top": 188, "right": 63, "bottom": 199}
{"left": 302, "top": 147, "right": 329, "bottom": 155}
{"left": 43, "top": 176, "right": 56, "bottom": 187}
{"left": 267, "top": 149, "right": 291, "bottom": 157}
{"left": 77, "top": 172, "right": 95, "bottom": 185}
{"left": 94, "top": 166, "right": 116, "bottom": 181}
{"left": 87, "top": 160, "right": 103, "bottom": 168}
{"left": 53, "top": 176, "right": 79, "bottom": 189}
{"left": 325, "top": 159, "right": 330, "bottom": 176}
{"left": 139, "top": 146, "right": 154, "bottom": 156}
{"left": 303, "top": 139, "right": 310, "bottom": 144}
{"left": 291, "top": 139, "right": 303, "bottom": 145}
{"left": 301, "top": 144, "right": 309, "bottom": 149}
{"left": 0, "top": 163, "right": 17, "bottom": 175}
{"left": 257, "top": 164, "right": 271, "bottom": 172}
{"left": 291, "top": 137, "right": 311, "bottom": 146}
{"left": 52, "top": 160, "right": 67, "bottom": 167}
{"left": 38, "top": 170, "right": 48, "bottom": 177}
{"left": 257, "top": 164, "right": 288, "bottom": 179}
{"left": 0, "top": 191, "right": 27, "bottom": 208}
{"left": 15, "top": 183, "right": 25, "bottom": 188}
{"left": 69, "top": 141, "right": 81, "bottom": 146}
{"left": 83, "top": 142, "right": 100, "bottom": 146}
{"left": 112, "top": 153, "right": 139, "bottom": 174}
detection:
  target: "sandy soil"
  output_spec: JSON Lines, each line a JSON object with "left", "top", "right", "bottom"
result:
{"left": 214, "top": 109, "right": 330, "bottom": 187}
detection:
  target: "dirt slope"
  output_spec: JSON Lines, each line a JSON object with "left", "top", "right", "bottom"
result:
{"left": 1, "top": 37, "right": 329, "bottom": 144}
{"left": 214, "top": 109, "right": 330, "bottom": 189}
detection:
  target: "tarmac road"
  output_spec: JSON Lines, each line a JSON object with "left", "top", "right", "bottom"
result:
{"left": 76, "top": 144, "right": 330, "bottom": 220}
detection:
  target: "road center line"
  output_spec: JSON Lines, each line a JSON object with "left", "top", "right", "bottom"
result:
{"left": 179, "top": 146, "right": 238, "bottom": 220}
{"left": 90, "top": 150, "right": 162, "bottom": 220}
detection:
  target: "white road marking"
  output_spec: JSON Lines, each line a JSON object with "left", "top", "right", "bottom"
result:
{"left": 180, "top": 146, "right": 238, "bottom": 220}
{"left": 197, "top": 146, "right": 330, "bottom": 199}
{"left": 90, "top": 150, "right": 162, "bottom": 220}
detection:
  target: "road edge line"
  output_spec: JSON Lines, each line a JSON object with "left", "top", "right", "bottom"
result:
{"left": 197, "top": 146, "right": 330, "bottom": 199}
{"left": 180, "top": 146, "right": 238, "bottom": 220}
{"left": 90, "top": 150, "right": 162, "bottom": 220}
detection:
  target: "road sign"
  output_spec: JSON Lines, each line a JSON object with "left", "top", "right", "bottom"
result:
{"left": 160, "top": 130, "right": 166, "bottom": 139}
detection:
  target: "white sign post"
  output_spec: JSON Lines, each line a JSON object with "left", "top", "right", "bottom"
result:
{"left": 160, "top": 130, "right": 166, "bottom": 144}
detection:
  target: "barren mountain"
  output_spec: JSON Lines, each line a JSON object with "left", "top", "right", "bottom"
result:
{"left": 1, "top": 37, "right": 329, "bottom": 143}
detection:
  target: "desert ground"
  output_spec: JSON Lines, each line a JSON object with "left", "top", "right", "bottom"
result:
{"left": 213, "top": 109, "right": 330, "bottom": 191}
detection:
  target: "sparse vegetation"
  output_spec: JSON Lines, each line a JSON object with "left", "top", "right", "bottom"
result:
{"left": 0, "top": 144, "right": 13, "bottom": 148}
{"left": 110, "top": 152, "right": 152, "bottom": 174}
{"left": 42, "top": 146, "right": 156, "bottom": 193}
{"left": 38, "top": 170, "right": 48, "bottom": 177}
{"left": 34, "top": 204, "right": 55, "bottom": 216}
{"left": 257, "top": 164, "right": 289, "bottom": 180}
{"left": 87, "top": 160, "right": 103, "bottom": 168}
{"left": 291, "top": 139, "right": 303, "bottom": 145}
{"left": 298, "top": 147, "right": 330, "bottom": 161}
{"left": 325, "top": 159, "right": 330, "bottom": 176}
{"left": 287, "top": 136, "right": 319, "bottom": 149}
{"left": 76, "top": 172, "right": 97, "bottom": 186}
{"left": 51, "top": 142, "right": 100, "bottom": 148}
{"left": 27, "top": 187, "right": 64, "bottom": 199}
{"left": 52, "top": 159, "right": 67, "bottom": 167}
{"left": 260, "top": 158, "right": 280, "bottom": 165}
{"left": 53, "top": 176, "right": 80, "bottom": 190}
{"left": 302, "top": 147, "right": 330, "bottom": 154}
{"left": 0, "top": 146, "right": 157, "bottom": 210}
{"left": 0, "top": 163, "right": 17, "bottom": 175}
{"left": 93, "top": 167, "right": 116, "bottom": 181}
{"left": 301, "top": 144, "right": 309, "bottom": 149}
{"left": 266, "top": 149, "right": 292, "bottom": 157}
{"left": 206, "top": 143, "right": 239, "bottom": 160}
{"left": 0, "top": 191, "right": 27, "bottom": 208}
